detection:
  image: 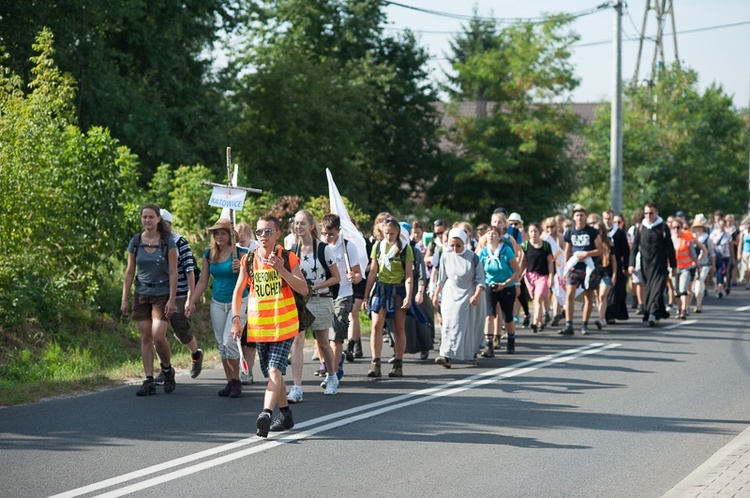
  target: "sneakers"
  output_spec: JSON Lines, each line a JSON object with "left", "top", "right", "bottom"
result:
{"left": 136, "top": 378, "right": 156, "bottom": 396}
{"left": 506, "top": 337, "right": 516, "bottom": 354}
{"left": 544, "top": 312, "right": 551, "bottom": 326}
{"left": 420, "top": 350, "right": 430, "bottom": 360}
{"left": 551, "top": 313, "right": 562, "bottom": 327}
{"left": 337, "top": 352, "right": 346, "bottom": 380}
{"left": 531, "top": 324, "right": 538, "bottom": 333}
{"left": 648, "top": 314, "right": 657, "bottom": 327}
{"left": 256, "top": 412, "right": 272, "bottom": 438}
{"left": 522, "top": 315, "right": 530, "bottom": 328}
{"left": 388, "top": 359, "right": 403, "bottom": 378}
{"left": 190, "top": 349, "right": 204, "bottom": 379}
{"left": 323, "top": 374, "right": 339, "bottom": 395}
{"left": 287, "top": 385, "right": 304, "bottom": 403}
{"left": 270, "top": 410, "right": 295, "bottom": 432}
{"left": 717, "top": 291, "right": 724, "bottom": 299}
{"left": 314, "top": 363, "right": 326, "bottom": 377}
{"left": 241, "top": 371, "right": 254, "bottom": 385}
{"left": 581, "top": 326, "right": 589, "bottom": 336}
{"left": 435, "top": 356, "right": 452, "bottom": 368}
{"left": 218, "top": 381, "right": 232, "bottom": 397}
{"left": 163, "top": 367, "right": 176, "bottom": 394}
{"left": 153, "top": 370, "right": 165, "bottom": 385}
{"left": 558, "top": 325, "right": 574, "bottom": 336}
{"left": 354, "top": 339, "right": 364, "bottom": 358}
{"left": 594, "top": 319, "right": 603, "bottom": 330}
{"left": 366, "top": 359, "right": 382, "bottom": 378}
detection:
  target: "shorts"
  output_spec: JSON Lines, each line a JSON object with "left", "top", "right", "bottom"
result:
{"left": 564, "top": 266, "right": 600, "bottom": 290}
{"left": 331, "top": 295, "right": 354, "bottom": 342}
{"left": 523, "top": 271, "right": 549, "bottom": 299}
{"left": 132, "top": 293, "right": 169, "bottom": 322}
{"left": 486, "top": 286, "right": 516, "bottom": 324}
{"left": 352, "top": 278, "right": 366, "bottom": 301}
{"left": 257, "top": 337, "right": 294, "bottom": 378}
{"left": 741, "top": 253, "right": 750, "bottom": 276}
{"left": 169, "top": 297, "right": 194, "bottom": 345}
{"left": 306, "top": 295, "right": 334, "bottom": 331}
{"left": 631, "top": 268, "right": 644, "bottom": 285}
{"left": 600, "top": 276, "right": 612, "bottom": 288}
{"left": 672, "top": 267, "right": 694, "bottom": 297}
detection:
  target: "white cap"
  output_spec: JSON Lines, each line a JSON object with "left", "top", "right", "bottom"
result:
{"left": 160, "top": 209, "right": 173, "bottom": 223}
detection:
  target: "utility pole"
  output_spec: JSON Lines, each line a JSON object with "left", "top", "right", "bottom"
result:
{"left": 610, "top": 0, "right": 623, "bottom": 212}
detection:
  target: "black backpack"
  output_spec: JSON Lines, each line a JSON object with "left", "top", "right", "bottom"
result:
{"left": 291, "top": 240, "right": 339, "bottom": 299}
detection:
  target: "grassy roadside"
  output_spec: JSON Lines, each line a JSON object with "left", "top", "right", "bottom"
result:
{"left": 0, "top": 310, "right": 373, "bottom": 407}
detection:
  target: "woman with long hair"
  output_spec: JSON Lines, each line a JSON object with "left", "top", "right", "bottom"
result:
{"left": 121, "top": 203, "right": 178, "bottom": 396}
{"left": 363, "top": 217, "right": 413, "bottom": 377}
{"left": 187, "top": 218, "right": 248, "bottom": 398}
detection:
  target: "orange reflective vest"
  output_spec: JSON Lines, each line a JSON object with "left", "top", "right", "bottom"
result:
{"left": 243, "top": 249, "right": 300, "bottom": 343}
{"left": 674, "top": 232, "right": 695, "bottom": 270}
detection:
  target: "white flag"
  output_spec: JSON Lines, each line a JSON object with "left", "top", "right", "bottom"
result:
{"left": 326, "top": 168, "right": 369, "bottom": 271}
{"left": 544, "top": 233, "right": 577, "bottom": 303}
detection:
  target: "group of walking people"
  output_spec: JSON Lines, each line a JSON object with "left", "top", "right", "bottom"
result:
{"left": 121, "top": 201, "right": 745, "bottom": 436}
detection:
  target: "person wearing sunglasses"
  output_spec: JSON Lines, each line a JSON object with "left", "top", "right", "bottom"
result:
{"left": 188, "top": 218, "right": 249, "bottom": 398}
{"left": 230, "top": 214, "right": 309, "bottom": 437}
{"left": 628, "top": 202, "right": 677, "bottom": 326}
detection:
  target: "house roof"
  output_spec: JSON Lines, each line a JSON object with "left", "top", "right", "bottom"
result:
{"left": 436, "top": 101, "right": 601, "bottom": 156}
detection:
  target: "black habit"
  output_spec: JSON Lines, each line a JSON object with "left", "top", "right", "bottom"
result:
{"left": 629, "top": 217, "right": 676, "bottom": 321}
{"left": 606, "top": 225, "right": 630, "bottom": 321}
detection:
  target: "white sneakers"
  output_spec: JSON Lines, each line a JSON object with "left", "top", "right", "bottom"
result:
{"left": 323, "top": 374, "right": 338, "bottom": 395}
{"left": 286, "top": 385, "right": 304, "bottom": 403}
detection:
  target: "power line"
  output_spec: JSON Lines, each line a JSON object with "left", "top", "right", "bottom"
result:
{"left": 574, "top": 19, "right": 750, "bottom": 48}
{"left": 382, "top": 0, "right": 613, "bottom": 25}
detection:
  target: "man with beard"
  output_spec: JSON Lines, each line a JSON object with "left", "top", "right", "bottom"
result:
{"left": 628, "top": 202, "right": 676, "bottom": 326}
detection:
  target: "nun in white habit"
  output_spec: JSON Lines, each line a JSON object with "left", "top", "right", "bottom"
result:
{"left": 432, "top": 227, "right": 487, "bottom": 367}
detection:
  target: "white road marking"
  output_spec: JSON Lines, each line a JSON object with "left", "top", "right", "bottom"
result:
{"left": 663, "top": 320, "right": 698, "bottom": 330}
{"left": 735, "top": 305, "right": 750, "bottom": 312}
{"left": 49, "top": 343, "right": 621, "bottom": 498}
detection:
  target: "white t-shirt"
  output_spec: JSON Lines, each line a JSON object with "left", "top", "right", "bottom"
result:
{"left": 298, "top": 242, "right": 336, "bottom": 294}
{"left": 327, "top": 236, "right": 360, "bottom": 299}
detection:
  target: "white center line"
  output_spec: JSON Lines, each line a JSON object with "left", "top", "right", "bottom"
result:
{"left": 49, "top": 342, "right": 620, "bottom": 498}
{"left": 735, "top": 305, "right": 750, "bottom": 312}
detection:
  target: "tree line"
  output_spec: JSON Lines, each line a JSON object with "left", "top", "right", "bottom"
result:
{"left": 0, "top": 0, "right": 747, "bottom": 330}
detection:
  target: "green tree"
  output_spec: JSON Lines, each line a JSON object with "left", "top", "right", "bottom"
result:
{"left": 228, "top": 0, "right": 441, "bottom": 214}
{"left": 0, "top": 29, "right": 140, "bottom": 326}
{"left": 578, "top": 65, "right": 747, "bottom": 216}
{"left": 0, "top": 0, "right": 240, "bottom": 178}
{"left": 444, "top": 10, "right": 499, "bottom": 99}
{"left": 434, "top": 16, "right": 581, "bottom": 223}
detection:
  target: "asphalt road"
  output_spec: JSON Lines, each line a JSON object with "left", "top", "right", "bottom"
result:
{"left": 3, "top": 290, "right": 750, "bottom": 497}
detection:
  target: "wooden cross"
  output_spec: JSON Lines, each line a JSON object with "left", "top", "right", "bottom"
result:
{"left": 201, "top": 147, "right": 263, "bottom": 269}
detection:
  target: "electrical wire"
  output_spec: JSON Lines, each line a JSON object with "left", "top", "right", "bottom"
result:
{"left": 573, "top": 19, "right": 750, "bottom": 48}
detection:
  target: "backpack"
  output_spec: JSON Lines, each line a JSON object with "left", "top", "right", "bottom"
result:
{"left": 244, "top": 247, "right": 315, "bottom": 332}
{"left": 291, "top": 240, "right": 339, "bottom": 299}
{"left": 521, "top": 240, "right": 551, "bottom": 254}
{"left": 133, "top": 232, "right": 168, "bottom": 260}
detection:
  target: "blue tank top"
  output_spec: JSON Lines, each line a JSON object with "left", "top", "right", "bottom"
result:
{"left": 204, "top": 248, "right": 249, "bottom": 303}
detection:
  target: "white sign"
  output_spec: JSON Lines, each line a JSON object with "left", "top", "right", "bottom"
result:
{"left": 209, "top": 186, "right": 247, "bottom": 211}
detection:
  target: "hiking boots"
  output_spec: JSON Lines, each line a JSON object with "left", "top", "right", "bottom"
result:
{"left": 388, "top": 359, "right": 403, "bottom": 378}
{"left": 136, "top": 378, "right": 156, "bottom": 396}
{"left": 256, "top": 412, "right": 272, "bottom": 438}
{"left": 219, "top": 380, "right": 242, "bottom": 397}
{"left": 507, "top": 337, "right": 516, "bottom": 354}
{"left": 345, "top": 340, "right": 356, "bottom": 363}
{"left": 354, "top": 339, "right": 364, "bottom": 358}
{"left": 163, "top": 367, "right": 176, "bottom": 394}
{"left": 366, "top": 359, "right": 382, "bottom": 378}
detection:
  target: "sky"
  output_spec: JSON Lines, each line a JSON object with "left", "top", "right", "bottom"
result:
{"left": 381, "top": 0, "right": 750, "bottom": 107}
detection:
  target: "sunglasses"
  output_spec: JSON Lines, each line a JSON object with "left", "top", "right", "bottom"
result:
{"left": 509, "top": 222, "right": 520, "bottom": 226}
{"left": 321, "top": 232, "right": 336, "bottom": 239}
{"left": 434, "top": 219, "right": 446, "bottom": 226}
{"left": 435, "top": 230, "right": 445, "bottom": 236}
{"left": 644, "top": 211, "right": 654, "bottom": 215}
{"left": 255, "top": 228, "right": 275, "bottom": 237}
{"left": 383, "top": 218, "right": 399, "bottom": 226}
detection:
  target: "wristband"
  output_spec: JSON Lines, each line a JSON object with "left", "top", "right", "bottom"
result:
{"left": 231, "top": 314, "right": 241, "bottom": 322}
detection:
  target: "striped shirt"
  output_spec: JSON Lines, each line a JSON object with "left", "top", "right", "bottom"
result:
{"left": 171, "top": 232, "right": 196, "bottom": 299}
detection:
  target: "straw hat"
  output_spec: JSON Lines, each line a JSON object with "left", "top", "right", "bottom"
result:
{"left": 207, "top": 218, "right": 238, "bottom": 238}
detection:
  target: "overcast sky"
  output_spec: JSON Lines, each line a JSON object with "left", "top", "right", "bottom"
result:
{"left": 382, "top": 0, "right": 750, "bottom": 107}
